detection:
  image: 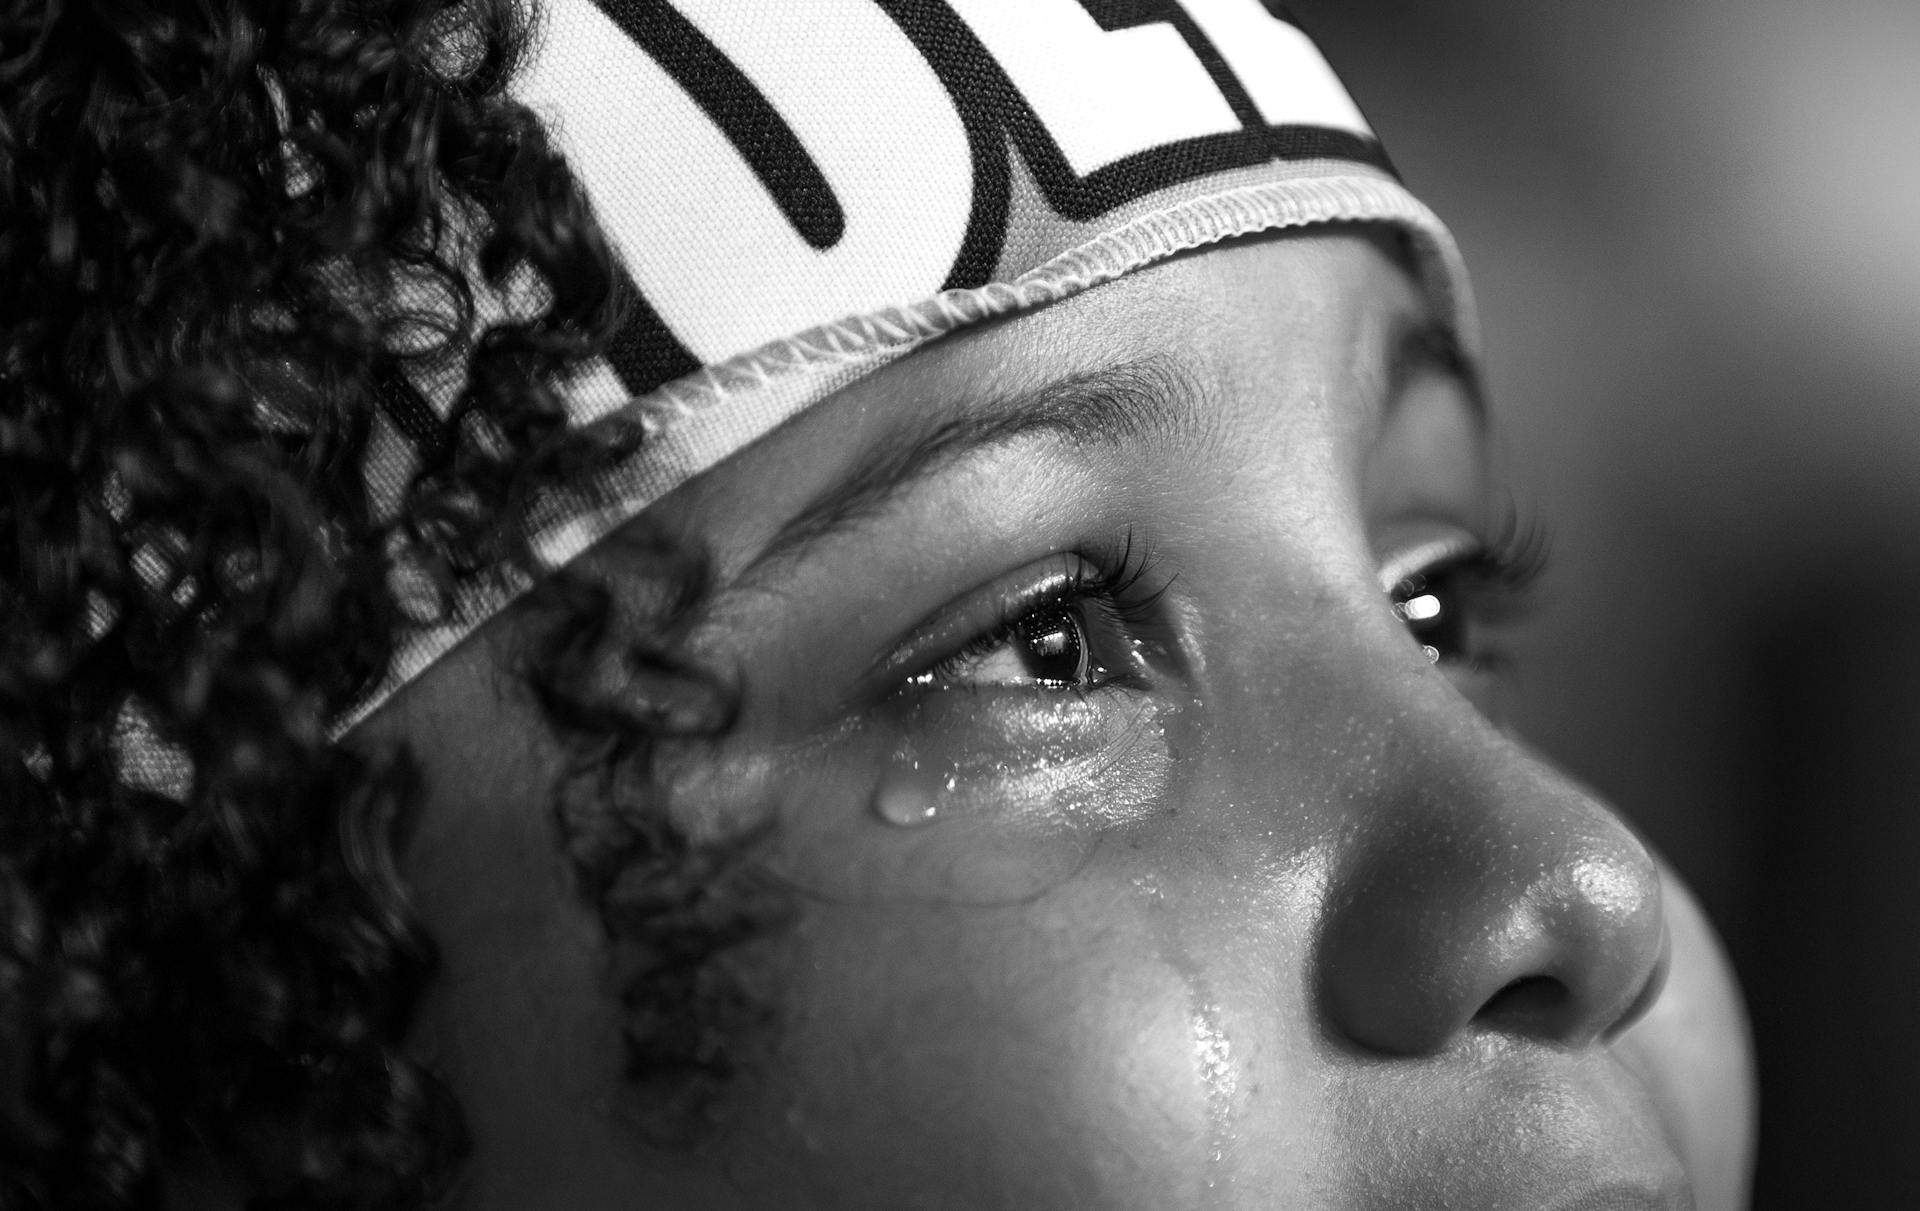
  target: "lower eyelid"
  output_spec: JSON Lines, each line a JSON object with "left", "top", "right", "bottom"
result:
{"left": 919, "top": 632, "right": 1024, "bottom": 688}
{"left": 888, "top": 683, "right": 1175, "bottom": 815}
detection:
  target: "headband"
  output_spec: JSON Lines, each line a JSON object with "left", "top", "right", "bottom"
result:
{"left": 119, "top": 0, "right": 1474, "bottom": 792}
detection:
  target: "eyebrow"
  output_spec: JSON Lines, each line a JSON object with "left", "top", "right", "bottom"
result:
{"left": 744, "top": 315, "right": 1479, "bottom": 580}
{"left": 744, "top": 356, "right": 1207, "bottom": 579}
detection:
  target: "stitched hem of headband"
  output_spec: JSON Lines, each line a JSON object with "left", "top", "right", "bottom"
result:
{"left": 325, "top": 167, "right": 1471, "bottom": 737}
{"left": 106, "top": 166, "right": 1471, "bottom": 800}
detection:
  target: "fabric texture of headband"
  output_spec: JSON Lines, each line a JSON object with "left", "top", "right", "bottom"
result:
{"left": 119, "top": 0, "right": 1475, "bottom": 792}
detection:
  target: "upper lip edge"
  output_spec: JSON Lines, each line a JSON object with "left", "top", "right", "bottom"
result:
{"left": 1337, "top": 1039, "right": 1697, "bottom": 1211}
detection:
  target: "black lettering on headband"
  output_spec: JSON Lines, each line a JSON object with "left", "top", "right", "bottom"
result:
{"left": 375, "top": 363, "right": 452, "bottom": 464}
{"left": 1077, "top": 0, "right": 1266, "bottom": 133}
{"left": 604, "top": 261, "right": 702, "bottom": 396}
{"left": 1255, "top": 2, "right": 1399, "bottom": 178}
{"left": 1078, "top": 0, "right": 1392, "bottom": 175}
{"left": 873, "top": 0, "right": 1392, "bottom": 290}
{"left": 586, "top": 0, "right": 841, "bottom": 393}
{"left": 573, "top": 0, "right": 1390, "bottom": 393}
{"left": 588, "top": 0, "right": 846, "bottom": 251}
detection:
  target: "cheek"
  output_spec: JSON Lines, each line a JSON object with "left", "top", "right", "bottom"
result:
{"left": 735, "top": 887, "right": 1217, "bottom": 1209}
{"left": 711, "top": 777, "right": 1344, "bottom": 1208}
{"left": 734, "top": 688, "right": 1179, "bottom": 906}
{"left": 684, "top": 693, "right": 1243, "bottom": 1205}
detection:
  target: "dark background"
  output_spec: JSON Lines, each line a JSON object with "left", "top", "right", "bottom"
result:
{"left": 1298, "top": 2, "right": 1920, "bottom": 1205}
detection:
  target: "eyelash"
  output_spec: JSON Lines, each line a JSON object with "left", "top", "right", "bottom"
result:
{"left": 918, "top": 532, "right": 1163, "bottom": 691}
{"left": 907, "top": 504, "right": 1549, "bottom": 691}
{"left": 1450, "top": 509, "right": 1550, "bottom": 594}
{"left": 1391, "top": 507, "right": 1552, "bottom": 669}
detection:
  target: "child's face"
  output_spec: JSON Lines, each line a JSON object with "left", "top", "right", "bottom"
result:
{"left": 368, "top": 231, "right": 1752, "bottom": 1209}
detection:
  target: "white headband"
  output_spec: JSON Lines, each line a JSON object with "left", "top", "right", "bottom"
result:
{"left": 117, "top": 0, "right": 1473, "bottom": 792}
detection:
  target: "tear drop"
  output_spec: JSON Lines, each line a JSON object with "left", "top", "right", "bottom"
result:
{"left": 872, "top": 764, "right": 941, "bottom": 827}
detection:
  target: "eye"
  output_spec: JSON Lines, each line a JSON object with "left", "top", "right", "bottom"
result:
{"left": 885, "top": 538, "right": 1167, "bottom": 699}
{"left": 1391, "top": 568, "right": 1470, "bottom": 666}
{"left": 1382, "top": 515, "right": 1548, "bottom": 670}
{"left": 919, "top": 599, "right": 1101, "bottom": 690}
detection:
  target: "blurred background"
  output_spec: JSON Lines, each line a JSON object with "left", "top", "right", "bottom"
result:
{"left": 1299, "top": 1, "right": 1920, "bottom": 1204}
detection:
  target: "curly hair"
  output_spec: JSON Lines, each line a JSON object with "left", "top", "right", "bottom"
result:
{"left": 0, "top": 0, "right": 713, "bottom": 1203}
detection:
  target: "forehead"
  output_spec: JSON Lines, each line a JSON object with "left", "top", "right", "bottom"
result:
{"left": 359, "top": 229, "right": 1473, "bottom": 749}
{"left": 629, "top": 229, "right": 1464, "bottom": 582}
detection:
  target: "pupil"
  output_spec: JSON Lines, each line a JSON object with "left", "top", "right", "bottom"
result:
{"left": 1394, "top": 574, "right": 1466, "bottom": 662}
{"left": 1015, "top": 604, "right": 1085, "bottom": 686}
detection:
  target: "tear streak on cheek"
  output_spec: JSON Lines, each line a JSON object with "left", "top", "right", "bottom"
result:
{"left": 757, "top": 690, "right": 1180, "bottom": 905}
{"left": 882, "top": 691, "right": 1176, "bottom": 834}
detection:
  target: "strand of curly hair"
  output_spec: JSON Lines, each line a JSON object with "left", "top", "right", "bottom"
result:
{"left": 0, "top": 0, "right": 654, "bottom": 1203}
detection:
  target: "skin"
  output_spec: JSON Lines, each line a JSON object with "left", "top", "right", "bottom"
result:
{"left": 360, "top": 230, "right": 1755, "bottom": 1210}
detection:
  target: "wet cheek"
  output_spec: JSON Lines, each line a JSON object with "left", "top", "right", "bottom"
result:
{"left": 761, "top": 690, "right": 1177, "bottom": 904}
{"left": 884, "top": 690, "right": 1175, "bottom": 826}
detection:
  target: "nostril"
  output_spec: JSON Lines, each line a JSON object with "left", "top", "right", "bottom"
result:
{"left": 1471, "top": 976, "right": 1571, "bottom": 1040}
{"left": 1466, "top": 919, "right": 1672, "bottom": 1047}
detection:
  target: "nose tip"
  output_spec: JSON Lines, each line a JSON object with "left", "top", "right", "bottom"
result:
{"left": 1318, "top": 801, "right": 1670, "bottom": 1057}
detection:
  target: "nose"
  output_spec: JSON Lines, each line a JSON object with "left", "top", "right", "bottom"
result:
{"left": 1317, "top": 734, "right": 1669, "bottom": 1056}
